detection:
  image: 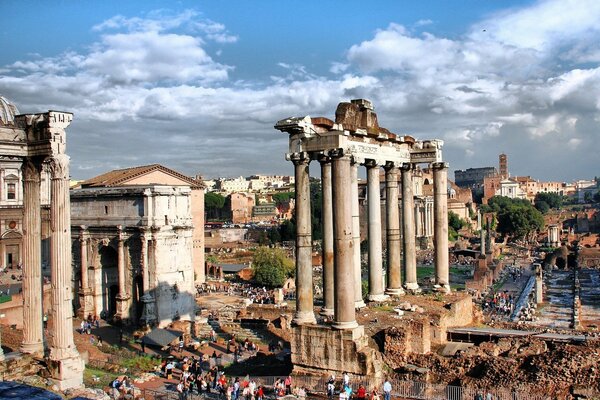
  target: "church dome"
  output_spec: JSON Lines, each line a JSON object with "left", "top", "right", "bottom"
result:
{"left": 0, "top": 95, "right": 20, "bottom": 126}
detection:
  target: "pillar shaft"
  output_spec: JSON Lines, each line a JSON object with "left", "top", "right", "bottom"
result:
{"left": 80, "top": 233, "right": 88, "bottom": 290}
{"left": 366, "top": 162, "right": 387, "bottom": 301}
{"left": 21, "top": 159, "right": 44, "bottom": 354}
{"left": 385, "top": 164, "right": 404, "bottom": 296}
{"left": 351, "top": 161, "right": 366, "bottom": 308}
{"left": 115, "top": 226, "right": 131, "bottom": 320}
{"left": 401, "top": 164, "right": 418, "bottom": 290}
{"left": 433, "top": 162, "right": 450, "bottom": 292}
{"left": 320, "top": 158, "right": 334, "bottom": 316}
{"left": 292, "top": 153, "right": 316, "bottom": 324}
{"left": 48, "top": 154, "right": 81, "bottom": 361}
{"left": 117, "top": 228, "right": 126, "bottom": 296}
{"left": 332, "top": 154, "right": 358, "bottom": 329}
{"left": 141, "top": 232, "right": 149, "bottom": 293}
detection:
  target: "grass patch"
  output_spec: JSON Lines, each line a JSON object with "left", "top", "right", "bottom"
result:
{"left": 84, "top": 366, "right": 119, "bottom": 389}
{"left": 371, "top": 304, "right": 394, "bottom": 312}
{"left": 121, "top": 355, "right": 162, "bottom": 374}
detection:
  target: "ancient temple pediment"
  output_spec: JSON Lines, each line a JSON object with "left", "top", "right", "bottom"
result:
{"left": 80, "top": 164, "right": 204, "bottom": 189}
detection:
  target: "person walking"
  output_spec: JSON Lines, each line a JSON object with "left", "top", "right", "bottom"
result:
{"left": 383, "top": 378, "right": 392, "bottom": 400}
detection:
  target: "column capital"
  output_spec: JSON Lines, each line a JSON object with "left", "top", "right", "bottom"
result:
{"left": 364, "top": 159, "right": 381, "bottom": 168}
{"left": 79, "top": 226, "right": 88, "bottom": 241}
{"left": 431, "top": 161, "right": 449, "bottom": 170}
{"left": 317, "top": 153, "right": 331, "bottom": 164}
{"left": 288, "top": 152, "right": 310, "bottom": 164}
{"left": 47, "top": 154, "right": 70, "bottom": 180}
{"left": 384, "top": 161, "right": 398, "bottom": 171}
{"left": 117, "top": 225, "right": 125, "bottom": 241}
{"left": 400, "top": 162, "right": 414, "bottom": 171}
{"left": 23, "top": 159, "right": 42, "bottom": 182}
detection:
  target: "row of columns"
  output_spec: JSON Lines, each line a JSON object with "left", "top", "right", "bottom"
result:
{"left": 21, "top": 155, "right": 82, "bottom": 362}
{"left": 292, "top": 152, "right": 450, "bottom": 329}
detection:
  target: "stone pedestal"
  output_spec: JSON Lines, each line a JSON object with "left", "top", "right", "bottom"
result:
{"left": 47, "top": 356, "right": 85, "bottom": 391}
{"left": 291, "top": 324, "right": 382, "bottom": 377}
{"left": 115, "top": 294, "right": 132, "bottom": 322}
{"left": 140, "top": 293, "right": 157, "bottom": 326}
{"left": 77, "top": 288, "right": 95, "bottom": 320}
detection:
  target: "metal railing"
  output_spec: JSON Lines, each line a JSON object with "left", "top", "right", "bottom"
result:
{"left": 132, "top": 376, "right": 555, "bottom": 400}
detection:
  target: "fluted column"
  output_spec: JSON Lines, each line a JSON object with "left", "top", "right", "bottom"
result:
{"left": 115, "top": 225, "right": 130, "bottom": 320}
{"left": 77, "top": 226, "right": 94, "bottom": 319}
{"left": 140, "top": 229, "right": 149, "bottom": 293}
{"left": 351, "top": 161, "right": 366, "bottom": 308}
{"left": 433, "top": 162, "right": 450, "bottom": 293}
{"left": 47, "top": 154, "right": 83, "bottom": 387}
{"left": 366, "top": 161, "right": 387, "bottom": 302}
{"left": 332, "top": 152, "right": 358, "bottom": 330}
{"left": 401, "top": 164, "right": 419, "bottom": 291}
{"left": 385, "top": 163, "right": 404, "bottom": 296}
{"left": 319, "top": 156, "right": 334, "bottom": 316}
{"left": 21, "top": 159, "right": 44, "bottom": 354}
{"left": 291, "top": 153, "right": 316, "bottom": 325}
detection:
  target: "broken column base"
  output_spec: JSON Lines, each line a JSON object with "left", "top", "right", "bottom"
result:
{"left": 291, "top": 324, "right": 382, "bottom": 378}
{"left": 114, "top": 294, "right": 132, "bottom": 324}
{"left": 47, "top": 354, "right": 84, "bottom": 391}
{"left": 77, "top": 288, "right": 95, "bottom": 320}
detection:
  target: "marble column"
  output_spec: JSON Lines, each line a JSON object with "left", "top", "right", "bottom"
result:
{"left": 331, "top": 153, "right": 358, "bottom": 330}
{"left": 319, "top": 156, "right": 334, "bottom": 316}
{"left": 140, "top": 230, "right": 150, "bottom": 293}
{"left": 385, "top": 163, "right": 404, "bottom": 296}
{"left": 115, "top": 225, "right": 130, "bottom": 320}
{"left": 351, "top": 161, "right": 366, "bottom": 308}
{"left": 77, "top": 226, "right": 94, "bottom": 320}
{"left": 47, "top": 154, "right": 84, "bottom": 389}
{"left": 401, "top": 163, "right": 419, "bottom": 291}
{"left": 366, "top": 161, "right": 387, "bottom": 302}
{"left": 433, "top": 162, "right": 450, "bottom": 293}
{"left": 291, "top": 153, "right": 316, "bottom": 325}
{"left": 20, "top": 159, "right": 44, "bottom": 354}
{"left": 479, "top": 211, "right": 486, "bottom": 257}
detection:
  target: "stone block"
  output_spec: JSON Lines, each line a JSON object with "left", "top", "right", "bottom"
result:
{"left": 290, "top": 324, "right": 382, "bottom": 377}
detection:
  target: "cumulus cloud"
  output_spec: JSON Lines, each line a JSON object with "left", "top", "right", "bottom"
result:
{"left": 1, "top": 1, "right": 599, "bottom": 181}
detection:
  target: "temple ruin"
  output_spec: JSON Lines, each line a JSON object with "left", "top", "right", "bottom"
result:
{"left": 0, "top": 95, "right": 83, "bottom": 389}
{"left": 275, "top": 99, "right": 450, "bottom": 376}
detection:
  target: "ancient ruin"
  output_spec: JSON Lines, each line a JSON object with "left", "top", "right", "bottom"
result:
{"left": 0, "top": 95, "right": 83, "bottom": 389}
{"left": 275, "top": 99, "right": 451, "bottom": 376}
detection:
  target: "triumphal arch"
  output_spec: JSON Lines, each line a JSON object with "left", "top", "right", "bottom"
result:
{"left": 0, "top": 95, "right": 83, "bottom": 389}
{"left": 275, "top": 99, "right": 449, "bottom": 376}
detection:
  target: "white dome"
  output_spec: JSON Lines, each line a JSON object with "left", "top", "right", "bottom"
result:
{"left": 0, "top": 95, "right": 19, "bottom": 126}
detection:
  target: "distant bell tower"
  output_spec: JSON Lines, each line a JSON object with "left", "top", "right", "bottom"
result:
{"left": 499, "top": 153, "right": 508, "bottom": 179}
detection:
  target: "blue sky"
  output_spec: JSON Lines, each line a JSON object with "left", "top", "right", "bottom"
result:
{"left": 1, "top": 0, "right": 599, "bottom": 182}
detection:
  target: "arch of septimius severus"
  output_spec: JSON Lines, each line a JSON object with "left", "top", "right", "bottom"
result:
{"left": 276, "top": 99, "right": 449, "bottom": 375}
{"left": 0, "top": 96, "right": 83, "bottom": 389}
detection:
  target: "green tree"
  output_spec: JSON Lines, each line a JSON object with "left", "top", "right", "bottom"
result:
{"left": 535, "top": 200, "right": 550, "bottom": 214}
{"left": 496, "top": 203, "right": 544, "bottom": 240}
{"left": 584, "top": 191, "right": 593, "bottom": 203}
{"left": 594, "top": 190, "right": 600, "bottom": 203}
{"left": 205, "top": 192, "right": 226, "bottom": 220}
{"left": 272, "top": 192, "right": 294, "bottom": 205}
{"left": 534, "top": 192, "right": 562, "bottom": 211}
{"left": 252, "top": 247, "right": 294, "bottom": 287}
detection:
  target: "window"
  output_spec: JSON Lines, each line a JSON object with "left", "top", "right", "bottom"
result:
{"left": 7, "top": 183, "right": 16, "bottom": 200}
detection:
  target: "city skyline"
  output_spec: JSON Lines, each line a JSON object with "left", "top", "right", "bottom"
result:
{"left": 1, "top": 0, "right": 599, "bottom": 182}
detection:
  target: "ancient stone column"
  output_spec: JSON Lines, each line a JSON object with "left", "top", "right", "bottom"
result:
{"left": 77, "top": 226, "right": 94, "bottom": 320}
{"left": 115, "top": 226, "right": 130, "bottom": 321}
{"left": 351, "top": 161, "right": 366, "bottom": 308}
{"left": 385, "top": 163, "right": 404, "bottom": 296}
{"left": 332, "top": 153, "right": 358, "bottom": 330}
{"left": 433, "top": 162, "right": 450, "bottom": 293}
{"left": 47, "top": 154, "right": 84, "bottom": 389}
{"left": 20, "top": 159, "right": 44, "bottom": 354}
{"left": 140, "top": 229, "right": 149, "bottom": 293}
{"left": 366, "top": 161, "right": 387, "bottom": 302}
{"left": 535, "top": 264, "right": 543, "bottom": 304}
{"left": 319, "top": 156, "right": 334, "bottom": 316}
{"left": 401, "top": 164, "right": 419, "bottom": 291}
{"left": 291, "top": 153, "right": 316, "bottom": 325}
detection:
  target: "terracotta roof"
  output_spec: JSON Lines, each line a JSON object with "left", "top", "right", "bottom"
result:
{"left": 81, "top": 164, "right": 205, "bottom": 189}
